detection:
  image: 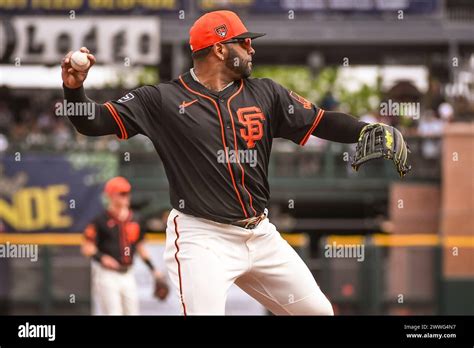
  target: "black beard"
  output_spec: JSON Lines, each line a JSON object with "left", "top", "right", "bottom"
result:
{"left": 225, "top": 46, "right": 252, "bottom": 79}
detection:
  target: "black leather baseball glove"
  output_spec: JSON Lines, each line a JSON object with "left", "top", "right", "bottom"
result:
{"left": 351, "top": 123, "right": 411, "bottom": 177}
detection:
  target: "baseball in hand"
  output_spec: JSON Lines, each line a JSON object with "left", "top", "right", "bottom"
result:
{"left": 70, "top": 51, "right": 91, "bottom": 72}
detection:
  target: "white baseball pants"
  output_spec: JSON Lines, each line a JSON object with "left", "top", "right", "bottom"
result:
{"left": 164, "top": 209, "right": 334, "bottom": 315}
{"left": 92, "top": 263, "right": 139, "bottom": 315}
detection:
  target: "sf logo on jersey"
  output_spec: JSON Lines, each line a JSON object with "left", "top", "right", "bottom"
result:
{"left": 237, "top": 106, "right": 265, "bottom": 148}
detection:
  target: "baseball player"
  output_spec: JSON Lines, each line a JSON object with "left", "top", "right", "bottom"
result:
{"left": 62, "top": 11, "right": 409, "bottom": 315}
{"left": 82, "top": 176, "right": 168, "bottom": 315}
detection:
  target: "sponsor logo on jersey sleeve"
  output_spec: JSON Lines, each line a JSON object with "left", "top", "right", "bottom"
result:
{"left": 117, "top": 93, "right": 135, "bottom": 103}
{"left": 289, "top": 91, "right": 312, "bottom": 110}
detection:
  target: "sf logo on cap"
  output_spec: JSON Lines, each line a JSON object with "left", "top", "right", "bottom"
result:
{"left": 214, "top": 24, "right": 227, "bottom": 38}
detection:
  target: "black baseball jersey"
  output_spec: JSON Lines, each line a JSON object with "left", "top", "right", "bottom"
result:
{"left": 84, "top": 211, "right": 145, "bottom": 266}
{"left": 105, "top": 71, "right": 325, "bottom": 224}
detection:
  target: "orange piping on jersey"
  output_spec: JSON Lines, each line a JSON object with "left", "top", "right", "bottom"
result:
{"left": 173, "top": 215, "right": 187, "bottom": 316}
{"left": 300, "top": 109, "right": 325, "bottom": 146}
{"left": 118, "top": 222, "right": 126, "bottom": 264}
{"left": 104, "top": 102, "right": 128, "bottom": 140}
{"left": 227, "top": 80, "right": 257, "bottom": 216}
{"left": 178, "top": 75, "right": 248, "bottom": 219}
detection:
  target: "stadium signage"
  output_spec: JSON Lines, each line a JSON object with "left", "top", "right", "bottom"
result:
{"left": 0, "top": 155, "right": 108, "bottom": 233}
{"left": 0, "top": 0, "right": 184, "bottom": 13}
{"left": 198, "top": 0, "right": 440, "bottom": 13}
{"left": 0, "top": 17, "right": 160, "bottom": 65}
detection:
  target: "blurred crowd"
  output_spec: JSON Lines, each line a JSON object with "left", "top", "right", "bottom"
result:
{"left": 0, "top": 80, "right": 472, "bottom": 154}
{"left": 0, "top": 86, "right": 152, "bottom": 153}
{"left": 0, "top": 94, "right": 72, "bottom": 152}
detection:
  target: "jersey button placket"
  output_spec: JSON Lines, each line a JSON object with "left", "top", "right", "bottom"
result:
{"left": 219, "top": 98, "right": 244, "bottom": 201}
{"left": 219, "top": 99, "right": 231, "bottom": 128}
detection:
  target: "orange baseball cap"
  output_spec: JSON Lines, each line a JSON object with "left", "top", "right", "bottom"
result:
{"left": 104, "top": 177, "right": 131, "bottom": 195}
{"left": 189, "top": 10, "right": 265, "bottom": 52}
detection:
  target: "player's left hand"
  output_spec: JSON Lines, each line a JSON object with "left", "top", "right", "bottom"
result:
{"left": 351, "top": 123, "right": 411, "bottom": 177}
{"left": 153, "top": 272, "right": 169, "bottom": 301}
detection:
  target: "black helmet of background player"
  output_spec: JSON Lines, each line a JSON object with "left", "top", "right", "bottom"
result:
{"left": 189, "top": 10, "right": 265, "bottom": 79}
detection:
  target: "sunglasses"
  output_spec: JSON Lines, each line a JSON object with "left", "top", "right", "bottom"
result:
{"left": 221, "top": 38, "right": 252, "bottom": 46}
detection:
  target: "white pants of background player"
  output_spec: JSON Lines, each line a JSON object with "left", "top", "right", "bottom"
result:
{"left": 92, "top": 262, "right": 139, "bottom": 315}
{"left": 164, "top": 209, "right": 334, "bottom": 315}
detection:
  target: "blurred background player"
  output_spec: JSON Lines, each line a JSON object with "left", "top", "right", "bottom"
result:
{"left": 82, "top": 176, "right": 168, "bottom": 315}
